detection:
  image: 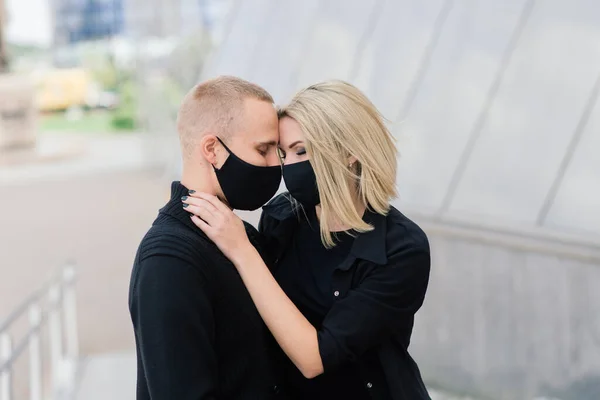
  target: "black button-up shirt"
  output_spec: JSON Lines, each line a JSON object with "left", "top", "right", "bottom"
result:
{"left": 259, "top": 193, "right": 432, "bottom": 400}
{"left": 273, "top": 207, "right": 369, "bottom": 399}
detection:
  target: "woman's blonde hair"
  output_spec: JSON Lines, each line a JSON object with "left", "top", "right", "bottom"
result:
{"left": 278, "top": 80, "right": 398, "bottom": 247}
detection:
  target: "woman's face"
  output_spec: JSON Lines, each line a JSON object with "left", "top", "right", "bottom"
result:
{"left": 278, "top": 117, "right": 308, "bottom": 165}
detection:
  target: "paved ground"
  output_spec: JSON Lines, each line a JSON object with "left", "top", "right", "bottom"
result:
{"left": 75, "top": 352, "right": 137, "bottom": 400}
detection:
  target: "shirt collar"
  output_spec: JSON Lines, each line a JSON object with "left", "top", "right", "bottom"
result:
{"left": 158, "top": 181, "right": 199, "bottom": 231}
{"left": 261, "top": 193, "right": 298, "bottom": 221}
{"left": 347, "top": 209, "right": 388, "bottom": 266}
{"left": 262, "top": 197, "right": 388, "bottom": 266}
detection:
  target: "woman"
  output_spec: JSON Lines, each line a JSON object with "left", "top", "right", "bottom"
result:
{"left": 183, "top": 80, "right": 431, "bottom": 400}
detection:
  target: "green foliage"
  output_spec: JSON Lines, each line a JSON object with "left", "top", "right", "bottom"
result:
{"left": 111, "top": 80, "right": 137, "bottom": 131}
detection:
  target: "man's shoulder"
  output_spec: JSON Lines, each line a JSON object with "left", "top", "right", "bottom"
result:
{"left": 136, "top": 217, "right": 215, "bottom": 265}
{"left": 130, "top": 221, "right": 215, "bottom": 298}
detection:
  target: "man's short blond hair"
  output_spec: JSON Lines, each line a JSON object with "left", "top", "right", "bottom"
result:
{"left": 176, "top": 76, "right": 274, "bottom": 157}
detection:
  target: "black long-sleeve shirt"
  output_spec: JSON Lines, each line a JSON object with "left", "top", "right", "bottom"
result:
{"left": 129, "top": 182, "right": 281, "bottom": 400}
{"left": 259, "top": 193, "right": 432, "bottom": 400}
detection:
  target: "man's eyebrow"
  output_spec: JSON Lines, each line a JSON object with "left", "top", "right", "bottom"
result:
{"left": 256, "top": 140, "right": 278, "bottom": 146}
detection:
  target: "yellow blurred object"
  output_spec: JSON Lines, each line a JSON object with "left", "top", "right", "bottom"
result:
{"left": 36, "top": 68, "right": 91, "bottom": 112}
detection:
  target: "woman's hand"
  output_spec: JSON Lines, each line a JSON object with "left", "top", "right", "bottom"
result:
{"left": 183, "top": 192, "right": 254, "bottom": 263}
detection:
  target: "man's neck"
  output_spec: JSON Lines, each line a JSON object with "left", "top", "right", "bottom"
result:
{"left": 181, "top": 166, "right": 217, "bottom": 196}
{"left": 180, "top": 166, "right": 232, "bottom": 209}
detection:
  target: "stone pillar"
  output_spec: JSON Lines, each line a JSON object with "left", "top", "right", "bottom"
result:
{"left": 0, "top": 74, "right": 37, "bottom": 151}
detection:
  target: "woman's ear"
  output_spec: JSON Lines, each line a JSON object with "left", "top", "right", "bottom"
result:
{"left": 347, "top": 155, "right": 358, "bottom": 168}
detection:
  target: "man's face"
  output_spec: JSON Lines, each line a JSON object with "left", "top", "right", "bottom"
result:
{"left": 220, "top": 98, "right": 280, "bottom": 167}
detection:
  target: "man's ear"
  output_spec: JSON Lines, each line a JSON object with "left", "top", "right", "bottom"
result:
{"left": 198, "top": 135, "right": 221, "bottom": 166}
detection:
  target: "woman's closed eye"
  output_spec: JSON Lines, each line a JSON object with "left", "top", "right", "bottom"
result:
{"left": 277, "top": 146, "right": 307, "bottom": 161}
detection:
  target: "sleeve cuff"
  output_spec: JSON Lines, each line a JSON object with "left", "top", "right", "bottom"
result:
{"left": 317, "top": 329, "right": 341, "bottom": 372}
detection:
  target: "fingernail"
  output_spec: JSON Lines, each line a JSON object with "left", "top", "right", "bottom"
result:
{"left": 183, "top": 204, "right": 189, "bottom": 208}
{"left": 181, "top": 196, "right": 188, "bottom": 201}
{"left": 189, "top": 190, "right": 196, "bottom": 194}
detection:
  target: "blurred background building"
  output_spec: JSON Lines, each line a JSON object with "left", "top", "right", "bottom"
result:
{"left": 52, "top": 0, "right": 125, "bottom": 46}
{"left": 0, "top": 0, "right": 599, "bottom": 399}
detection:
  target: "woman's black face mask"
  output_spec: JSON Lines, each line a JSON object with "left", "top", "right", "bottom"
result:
{"left": 282, "top": 160, "right": 320, "bottom": 207}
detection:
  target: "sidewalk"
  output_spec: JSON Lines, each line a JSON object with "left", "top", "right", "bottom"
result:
{"left": 0, "top": 132, "right": 156, "bottom": 185}
{"left": 75, "top": 352, "right": 136, "bottom": 400}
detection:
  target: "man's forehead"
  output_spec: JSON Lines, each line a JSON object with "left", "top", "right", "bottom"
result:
{"left": 232, "top": 132, "right": 278, "bottom": 146}
{"left": 255, "top": 139, "right": 278, "bottom": 146}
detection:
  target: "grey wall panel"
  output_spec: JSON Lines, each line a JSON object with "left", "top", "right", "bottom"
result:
{"left": 352, "top": 0, "right": 446, "bottom": 120}
{"left": 390, "top": 0, "right": 527, "bottom": 212}
{"left": 205, "top": 0, "right": 274, "bottom": 79}
{"left": 293, "top": 0, "right": 377, "bottom": 90}
{"left": 545, "top": 93, "right": 600, "bottom": 236}
{"left": 247, "top": 0, "right": 321, "bottom": 104}
{"left": 447, "top": 0, "right": 600, "bottom": 226}
{"left": 411, "top": 230, "right": 600, "bottom": 398}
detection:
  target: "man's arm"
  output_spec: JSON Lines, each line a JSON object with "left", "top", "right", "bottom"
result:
{"left": 130, "top": 255, "right": 217, "bottom": 399}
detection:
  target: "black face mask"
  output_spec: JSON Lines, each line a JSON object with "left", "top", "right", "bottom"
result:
{"left": 283, "top": 160, "right": 320, "bottom": 207}
{"left": 213, "top": 138, "right": 282, "bottom": 210}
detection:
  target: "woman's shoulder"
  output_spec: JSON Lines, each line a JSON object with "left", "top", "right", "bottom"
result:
{"left": 385, "top": 206, "right": 430, "bottom": 254}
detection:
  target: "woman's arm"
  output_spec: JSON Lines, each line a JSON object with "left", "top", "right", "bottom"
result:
{"left": 183, "top": 192, "right": 430, "bottom": 376}
{"left": 231, "top": 245, "right": 324, "bottom": 378}
{"left": 184, "top": 193, "right": 324, "bottom": 378}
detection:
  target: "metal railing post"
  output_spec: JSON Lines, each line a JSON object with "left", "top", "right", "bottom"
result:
{"left": 28, "top": 305, "right": 42, "bottom": 400}
{"left": 62, "top": 265, "right": 79, "bottom": 386}
{"left": 0, "top": 333, "right": 13, "bottom": 400}
{"left": 48, "top": 285, "right": 64, "bottom": 393}
{"left": 0, "top": 264, "right": 80, "bottom": 400}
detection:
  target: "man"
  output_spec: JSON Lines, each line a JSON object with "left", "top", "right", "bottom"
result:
{"left": 129, "top": 76, "right": 283, "bottom": 399}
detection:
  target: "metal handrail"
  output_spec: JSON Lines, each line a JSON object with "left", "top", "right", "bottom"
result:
{"left": 0, "top": 264, "right": 79, "bottom": 400}
{"left": 0, "top": 283, "right": 49, "bottom": 335}
{"left": 0, "top": 309, "right": 49, "bottom": 375}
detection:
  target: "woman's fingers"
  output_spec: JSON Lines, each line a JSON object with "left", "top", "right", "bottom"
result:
{"left": 188, "top": 191, "right": 231, "bottom": 214}
{"left": 183, "top": 195, "right": 218, "bottom": 214}
{"left": 190, "top": 214, "right": 212, "bottom": 233}
{"left": 182, "top": 196, "right": 220, "bottom": 226}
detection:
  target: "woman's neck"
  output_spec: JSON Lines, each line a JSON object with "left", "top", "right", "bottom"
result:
{"left": 315, "top": 199, "right": 366, "bottom": 232}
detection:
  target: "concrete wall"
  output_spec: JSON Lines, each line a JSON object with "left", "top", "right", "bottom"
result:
{"left": 409, "top": 218, "right": 600, "bottom": 399}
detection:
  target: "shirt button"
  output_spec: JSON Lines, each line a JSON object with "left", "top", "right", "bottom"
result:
{"left": 366, "top": 382, "right": 373, "bottom": 389}
{"left": 333, "top": 290, "right": 340, "bottom": 297}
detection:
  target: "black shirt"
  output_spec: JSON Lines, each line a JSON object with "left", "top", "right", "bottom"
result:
{"left": 259, "top": 193, "right": 432, "bottom": 400}
{"left": 129, "top": 182, "right": 282, "bottom": 400}
{"left": 274, "top": 208, "right": 369, "bottom": 399}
